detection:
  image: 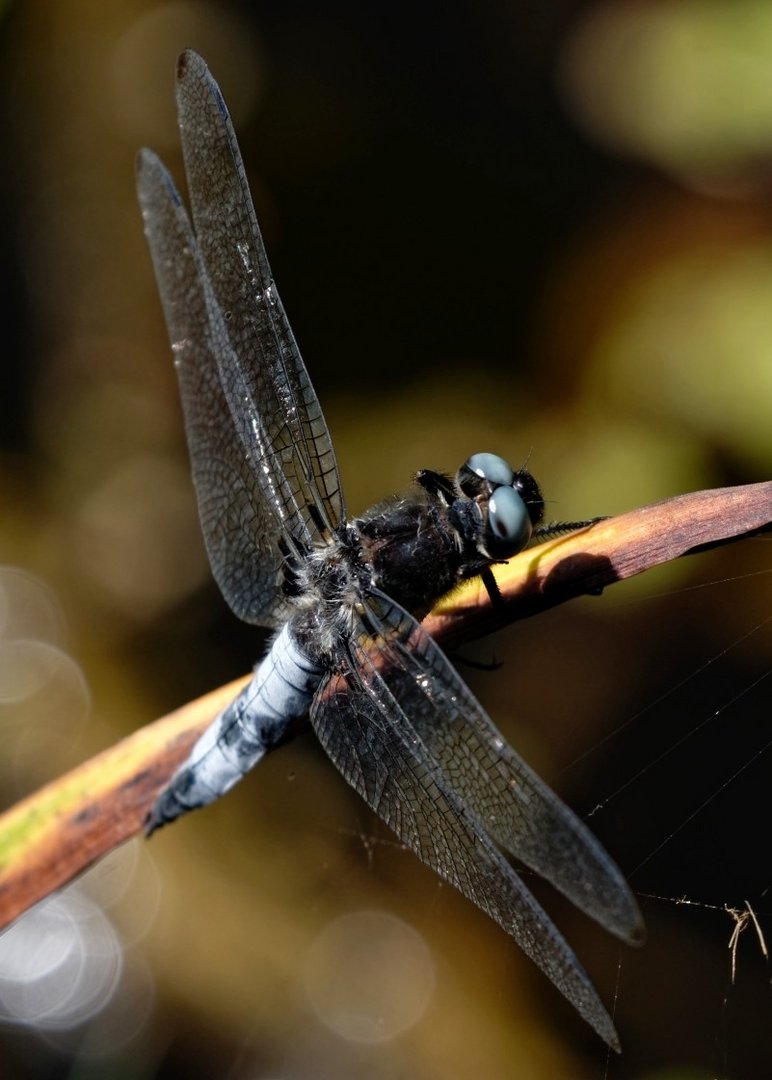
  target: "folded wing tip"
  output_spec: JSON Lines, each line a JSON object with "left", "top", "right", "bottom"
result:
{"left": 608, "top": 891, "right": 646, "bottom": 947}
{"left": 177, "top": 49, "right": 199, "bottom": 81}
{"left": 135, "top": 146, "right": 156, "bottom": 178}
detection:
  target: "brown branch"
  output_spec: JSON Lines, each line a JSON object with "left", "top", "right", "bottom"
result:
{"left": 0, "top": 481, "right": 769, "bottom": 931}
{"left": 424, "top": 482, "right": 772, "bottom": 647}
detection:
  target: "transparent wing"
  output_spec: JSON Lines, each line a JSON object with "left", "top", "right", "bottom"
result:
{"left": 136, "top": 50, "right": 344, "bottom": 625}
{"left": 174, "top": 50, "right": 344, "bottom": 542}
{"left": 137, "top": 150, "right": 291, "bottom": 625}
{"left": 310, "top": 595, "right": 633, "bottom": 1050}
{"left": 364, "top": 593, "right": 643, "bottom": 945}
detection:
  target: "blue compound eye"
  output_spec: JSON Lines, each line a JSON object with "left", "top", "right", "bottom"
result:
{"left": 485, "top": 485, "right": 532, "bottom": 558}
{"left": 458, "top": 452, "right": 515, "bottom": 496}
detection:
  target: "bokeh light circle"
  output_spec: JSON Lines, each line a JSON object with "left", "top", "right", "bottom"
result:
{"left": 305, "top": 910, "right": 435, "bottom": 1044}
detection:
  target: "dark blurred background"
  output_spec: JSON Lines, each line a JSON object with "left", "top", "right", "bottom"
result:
{"left": 0, "top": 1, "right": 770, "bottom": 1078}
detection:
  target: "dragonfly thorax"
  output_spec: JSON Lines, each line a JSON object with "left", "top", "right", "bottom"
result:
{"left": 349, "top": 452, "right": 544, "bottom": 619}
{"left": 288, "top": 534, "right": 369, "bottom": 657}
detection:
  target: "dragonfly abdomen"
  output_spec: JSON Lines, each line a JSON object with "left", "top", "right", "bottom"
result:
{"left": 147, "top": 624, "right": 323, "bottom": 832}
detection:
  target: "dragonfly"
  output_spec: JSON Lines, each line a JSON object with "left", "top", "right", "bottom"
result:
{"left": 136, "top": 50, "right": 643, "bottom": 1050}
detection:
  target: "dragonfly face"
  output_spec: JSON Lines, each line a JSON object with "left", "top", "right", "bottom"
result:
{"left": 136, "top": 50, "right": 643, "bottom": 1050}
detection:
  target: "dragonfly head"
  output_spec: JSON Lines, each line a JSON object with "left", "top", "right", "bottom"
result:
{"left": 456, "top": 452, "right": 544, "bottom": 560}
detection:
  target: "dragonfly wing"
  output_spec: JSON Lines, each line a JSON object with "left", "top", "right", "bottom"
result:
{"left": 137, "top": 149, "right": 289, "bottom": 625}
{"left": 137, "top": 51, "right": 345, "bottom": 623}
{"left": 361, "top": 593, "right": 644, "bottom": 944}
{"left": 310, "top": 600, "right": 623, "bottom": 1050}
{"left": 174, "top": 50, "right": 344, "bottom": 543}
